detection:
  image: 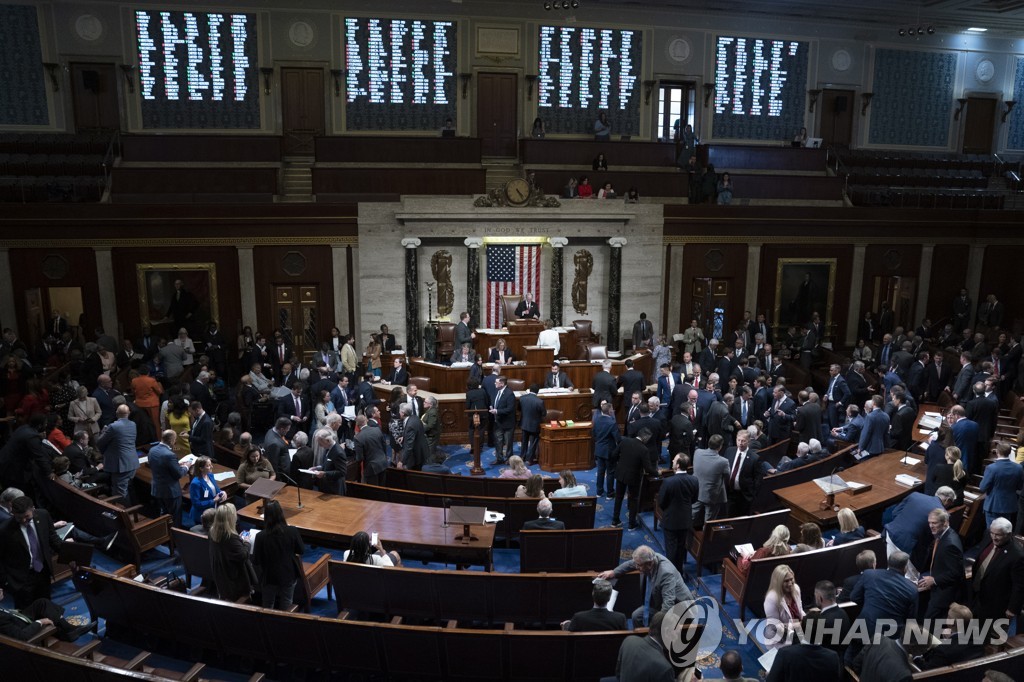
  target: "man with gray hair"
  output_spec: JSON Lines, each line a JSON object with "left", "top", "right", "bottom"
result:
{"left": 523, "top": 497, "right": 565, "bottom": 530}
{"left": 883, "top": 486, "right": 957, "bottom": 580}
{"left": 592, "top": 359, "right": 618, "bottom": 408}
{"left": 312, "top": 428, "right": 347, "bottom": 495}
{"left": 846, "top": 551, "right": 918, "bottom": 665}
{"left": 149, "top": 429, "right": 188, "bottom": 528}
{"left": 399, "top": 402, "right": 429, "bottom": 471}
{"left": 96, "top": 404, "right": 138, "bottom": 501}
{"left": 971, "top": 517, "right": 1024, "bottom": 634}
{"left": 598, "top": 544, "right": 693, "bottom": 628}
{"left": 562, "top": 578, "right": 628, "bottom": 632}
{"left": 263, "top": 417, "right": 292, "bottom": 474}
{"left": 918, "top": 507, "right": 964, "bottom": 618}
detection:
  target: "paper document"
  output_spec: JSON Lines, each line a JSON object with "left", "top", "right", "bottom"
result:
{"left": 343, "top": 405, "right": 356, "bottom": 419}
{"left": 963, "top": 491, "right": 979, "bottom": 502}
{"left": 916, "top": 441, "right": 930, "bottom": 452}
{"left": 137, "top": 456, "right": 149, "bottom": 465}
{"left": 298, "top": 468, "right": 321, "bottom": 475}
{"left": 213, "top": 471, "right": 234, "bottom": 482}
{"left": 918, "top": 415, "right": 943, "bottom": 431}
{"left": 900, "top": 456, "right": 921, "bottom": 466}
{"left": 178, "top": 454, "right": 197, "bottom": 467}
{"left": 895, "top": 473, "right": 921, "bottom": 487}
{"left": 606, "top": 589, "right": 619, "bottom": 611}
{"left": 758, "top": 647, "right": 778, "bottom": 672}
{"left": 735, "top": 543, "right": 755, "bottom": 556}
{"left": 56, "top": 523, "right": 75, "bottom": 541}
{"left": 846, "top": 481, "right": 868, "bottom": 490}
{"left": 484, "top": 510, "right": 505, "bottom": 523}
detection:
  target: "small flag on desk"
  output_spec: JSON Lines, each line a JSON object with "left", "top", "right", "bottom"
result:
{"left": 485, "top": 244, "right": 540, "bottom": 328}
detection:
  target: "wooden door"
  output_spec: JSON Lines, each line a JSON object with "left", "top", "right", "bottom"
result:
{"left": 281, "top": 67, "right": 325, "bottom": 156}
{"left": 273, "top": 285, "right": 320, "bottom": 366}
{"left": 961, "top": 97, "right": 997, "bottom": 154}
{"left": 872, "top": 276, "right": 916, "bottom": 332}
{"left": 476, "top": 72, "right": 517, "bottom": 157}
{"left": 70, "top": 62, "right": 120, "bottom": 131}
{"left": 818, "top": 89, "right": 854, "bottom": 147}
{"left": 690, "top": 278, "right": 730, "bottom": 341}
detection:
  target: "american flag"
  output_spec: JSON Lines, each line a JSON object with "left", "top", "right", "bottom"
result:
{"left": 486, "top": 245, "right": 540, "bottom": 328}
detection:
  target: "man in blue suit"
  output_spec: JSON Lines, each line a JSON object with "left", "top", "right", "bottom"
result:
{"left": 519, "top": 384, "right": 547, "bottom": 464}
{"left": 884, "top": 487, "right": 957, "bottom": 578}
{"left": 656, "top": 363, "right": 681, "bottom": 421}
{"left": 980, "top": 443, "right": 1024, "bottom": 528}
{"left": 948, "top": 405, "right": 978, "bottom": 471}
{"left": 489, "top": 376, "right": 516, "bottom": 465}
{"left": 96, "top": 404, "right": 138, "bottom": 501}
{"left": 148, "top": 429, "right": 188, "bottom": 528}
{"left": 846, "top": 551, "right": 918, "bottom": 665}
{"left": 763, "top": 385, "right": 796, "bottom": 444}
{"left": 857, "top": 396, "right": 889, "bottom": 459}
{"left": 827, "top": 404, "right": 864, "bottom": 451}
{"left": 822, "top": 363, "right": 850, "bottom": 428}
{"left": 593, "top": 402, "right": 621, "bottom": 499}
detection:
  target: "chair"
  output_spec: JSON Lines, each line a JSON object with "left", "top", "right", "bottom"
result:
{"left": 436, "top": 322, "right": 456, "bottom": 360}
{"left": 585, "top": 344, "right": 608, "bottom": 361}
{"left": 505, "top": 378, "right": 526, "bottom": 392}
{"left": 574, "top": 320, "right": 600, "bottom": 359}
{"left": 408, "top": 376, "right": 431, "bottom": 392}
{"left": 544, "top": 409, "right": 563, "bottom": 422}
{"left": 500, "top": 294, "right": 523, "bottom": 327}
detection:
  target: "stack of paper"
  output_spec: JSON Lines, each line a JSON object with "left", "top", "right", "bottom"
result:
{"left": 895, "top": 473, "right": 921, "bottom": 487}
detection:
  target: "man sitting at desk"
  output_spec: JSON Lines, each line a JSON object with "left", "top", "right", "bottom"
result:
{"left": 523, "top": 498, "right": 565, "bottom": 530}
{"left": 544, "top": 362, "right": 573, "bottom": 390}
{"left": 537, "top": 320, "right": 560, "bottom": 356}
{"left": 515, "top": 292, "right": 540, "bottom": 320}
{"left": 386, "top": 358, "right": 408, "bottom": 387}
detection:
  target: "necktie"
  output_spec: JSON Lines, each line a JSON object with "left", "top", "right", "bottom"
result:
{"left": 730, "top": 451, "right": 745, "bottom": 489}
{"left": 26, "top": 523, "right": 43, "bottom": 572}
{"left": 192, "top": 416, "right": 200, "bottom": 435}
{"left": 412, "top": 398, "right": 418, "bottom": 416}
{"left": 642, "top": 575, "right": 653, "bottom": 627}
{"left": 295, "top": 396, "right": 301, "bottom": 416}
{"left": 976, "top": 544, "right": 997, "bottom": 582}
{"left": 741, "top": 400, "right": 748, "bottom": 426}
{"left": 689, "top": 405, "right": 696, "bottom": 421}
{"left": 554, "top": 374, "right": 559, "bottom": 388}
{"left": 3, "top": 607, "right": 33, "bottom": 625}
{"left": 828, "top": 377, "right": 836, "bottom": 400}
{"left": 280, "top": 345, "right": 285, "bottom": 362}
{"left": 494, "top": 390, "right": 503, "bottom": 409}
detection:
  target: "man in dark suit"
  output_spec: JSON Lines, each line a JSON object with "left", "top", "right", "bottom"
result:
{"left": 277, "top": 382, "right": 310, "bottom": 440}
{"left": 793, "top": 391, "right": 823, "bottom": 445}
{"left": 523, "top": 498, "right": 565, "bottom": 530}
{"left": 905, "top": 352, "right": 928, "bottom": 401}
{"left": 916, "top": 603, "right": 985, "bottom": 670}
{"left": 750, "top": 312, "right": 772, "bottom": 345}
{"left": 489, "top": 376, "right": 516, "bottom": 465}
{"left": 618, "top": 358, "right": 646, "bottom": 399}
{"left": 454, "top": 311, "right": 474, "bottom": 348}
{"left": 849, "top": 637, "right": 914, "bottom": 682}
{"left": 657, "top": 363, "right": 681, "bottom": 418}
{"left": 723, "top": 430, "right": 760, "bottom": 517}
{"left": 733, "top": 387, "right": 756, "bottom": 433}
{"left": 624, "top": 391, "right": 644, "bottom": 428}
{"left": 627, "top": 402, "right": 664, "bottom": 466}
{"left": 92, "top": 374, "right": 120, "bottom": 428}
{"left": 262, "top": 417, "right": 293, "bottom": 475}
{"left": 846, "top": 551, "right": 918, "bottom": 665}
{"left": 269, "top": 332, "right": 294, "bottom": 382}
{"left": 767, "top": 624, "right": 841, "bottom": 682}
{"left": 377, "top": 324, "right": 397, "bottom": 352}
{"left": 404, "top": 384, "right": 426, "bottom": 420}
{"left": 189, "top": 371, "right": 216, "bottom": 416}
{"left": 668, "top": 405, "right": 695, "bottom": 458}
{"left": 591, "top": 360, "right": 618, "bottom": 408}
{"left": 657, "top": 453, "right": 699, "bottom": 574}
{"left": 858, "top": 396, "right": 890, "bottom": 459}
{"left": 966, "top": 381, "right": 998, "bottom": 453}
{"left": 543, "top": 362, "right": 573, "bottom": 389}
{"left": 704, "top": 392, "right": 732, "bottom": 445}
{"left": 594, "top": 402, "right": 622, "bottom": 498}
{"left": 313, "top": 429, "right": 348, "bottom": 495}
{"left": 352, "top": 415, "right": 389, "bottom": 486}
{"left": 631, "top": 312, "right": 655, "bottom": 350}
{"left": 563, "top": 579, "right": 628, "bottom": 632}
{"left": 96, "top": 405, "right": 138, "bottom": 502}
{"left": 763, "top": 386, "right": 796, "bottom": 444}
{"left": 514, "top": 291, "right": 540, "bottom": 320}
{"left": 519, "top": 384, "right": 547, "bottom": 464}
{"left": 614, "top": 611, "right": 674, "bottom": 680}
{"left": 0, "top": 416, "right": 51, "bottom": 505}
{"left": 949, "top": 405, "right": 978, "bottom": 471}
{"left": 822, "top": 363, "right": 850, "bottom": 428}
{"left": 926, "top": 352, "right": 953, "bottom": 402}
{"left": 697, "top": 340, "right": 718, "bottom": 380}
{"left": 612, "top": 428, "right": 659, "bottom": 530}
{"left": 399, "top": 404, "right": 429, "bottom": 471}
{"left": 188, "top": 401, "right": 214, "bottom": 460}
{"left": 149, "top": 430, "right": 188, "bottom": 528}
{"left": 950, "top": 353, "right": 975, "bottom": 402}
{"left": 386, "top": 358, "right": 408, "bottom": 386}
{"left": 841, "top": 549, "right": 877, "bottom": 599}
{"left": 0, "top": 585, "right": 94, "bottom": 642}
{"left": 0, "top": 496, "right": 63, "bottom": 608}
{"left": 917, "top": 507, "right": 964, "bottom": 618}
{"left": 980, "top": 444, "right": 1024, "bottom": 529}
{"left": 887, "top": 389, "right": 916, "bottom": 451}
{"left": 971, "top": 517, "right": 1024, "bottom": 633}
{"left": 804, "top": 580, "right": 851, "bottom": 662}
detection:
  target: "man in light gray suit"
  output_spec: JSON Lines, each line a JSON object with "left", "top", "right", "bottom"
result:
{"left": 598, "top": 545, "right": 694, "bottom": 628}
{"left": 692, "top": 434, "right": 729, "bottom": 528}
{"left": 96, "top": 404, "right": 138, "bottom": 501}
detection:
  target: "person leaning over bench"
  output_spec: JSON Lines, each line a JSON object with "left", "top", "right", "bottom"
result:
{"left": 561, "top": 579, "right": 627, "bottom": 632}
{"left": 597, "top": 545, "right": 694, "bottom": 628}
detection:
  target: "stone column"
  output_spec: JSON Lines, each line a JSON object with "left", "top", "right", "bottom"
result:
{"left": 916, "top": 244, "right": 934, "bottom": 322}
{"left": 237, "top": 246, "right": 257, "bottom": 330}
{"left": 402, "top": 238, "right": 422, "bottom": 356}
{"left": 607, "top": 237, "right": 627, "bottom": 351}
{"left": 93, "top": 247, "right": 118, "bottom": 337}
{"left": 548, "top": 237, "right": 568, "bottom": 326}
{"left": 332, "top": 244, "right": 350, "bottom": 335}
{"left": 464, "top": 238, "right": 483, "bottom": 327}
{"left": 845, "top": 244, "right": 867, "bottom": 346}
{"left": 350, "top": 245, "right": 361, "bottom": 343}
{"left": 0, "top": 248, "right": 17, "bottom": 334}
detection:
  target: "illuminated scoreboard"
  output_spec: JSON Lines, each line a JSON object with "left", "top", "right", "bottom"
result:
{"left": 537, "top": 25, "right": 642, "bottom": 134}
{"left": 135, "top": 10, "right": 259, "bottom": 129}
{"left": 344, "top": 17, "right": 456, "bottom": 130}
{"left": 712, "top": 35, "right": 808, "bottom": 141}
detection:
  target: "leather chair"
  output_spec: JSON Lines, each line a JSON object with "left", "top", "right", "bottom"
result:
{"left": 500, "top": 294, "right": 523, "bottom": 327}
{"left": 505, "top": 378, "right": 526, "bottom": 392}
{"left": 586, "top": 344, "right": 608, "bottom": 361}
{"left": 573, "top": 319, "right": 600, "bottom": 359}
{"left": 436, "top": 322, "right": 457, "bottom": 360}
{"left": 544, "top": 409, "right": 564, "bottom": 422}
{"left": 408, "top": 376, "right": 431, "bottom": 392}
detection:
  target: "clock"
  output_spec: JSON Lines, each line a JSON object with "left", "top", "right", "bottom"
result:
{"left": 504, "top": 178, "right": 531, "bottom": 206}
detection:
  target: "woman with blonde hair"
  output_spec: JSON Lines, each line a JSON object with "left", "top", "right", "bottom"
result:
{"left": 763, "top": 564, "right": 804, "bottom": 649}
{"left": 499, "top": 455, "right": 530, "bottom": 479}
{"left": 738, "top": 524, "right": 791, "bottom": 575}
{"left": 208, "top": 503, "right": 254, "bottom": 602}
{"left": 930, "top": 445, "right": 967, "bottom": 504}
{"left": 832, "top": 507, "right": 866, "bottom": 545}
{"left": 515, "top": 473, "right": 547, "bottom": 499}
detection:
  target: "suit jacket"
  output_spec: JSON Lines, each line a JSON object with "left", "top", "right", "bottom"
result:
{"left": 668, "top": 413, "right": 695, "bottom": 456}
{"left": 723, "top": 446, "right": 761, "bottom": 502}
{"left": 0, "top": 425, "right": 51, "bottom": 491}
{"left": 277, "top": 394, "right": 310, "bottom": 436}
{"left": 888, "top": 405, "right": 916, "bottom": 451}
{"left": 454, "top": 321, "right": 473, "bottom": 348}
{"left": 951, "top": 363, "right": 974, "bottom": 400}
{"left": 618, "top": 369, "right": 646, "bottom": 398}
{"left": 519, "top": 393, "right": 546, "bottom": 433}
{"left": 794, "top": 402, "right": 823, "bottom": 444}
{"left": 514, "top": 299, "right": 540, "bottom": 319}
{"left": 616, "top": 635, "right": 674, "bottom": 682}
{"left": 388, "top": 366, "right": 409, "bottom": 386}
{"left": 804, "top": 605, "right": 851, "bottom": 659}
{"left": 951, "top": 418, "right": 978, "bottom": 470}
{"left": 851, "top": 637, "right": 913, "bottom": 682}
{"left": 905, "top": 361, "right": 926, "bottom": 400}
{"left": 858, "top": 409, "right": 890, "bottom": 456}
{"left": 0, "top": 606, "right": 46, "bottom": 641}
{"left": 491, "top": 388, "right": 516, "bottom": 430}
{"left": 884, "top": 492, "right": 941, "bottom": 560}
{"left": 627, "top": 416, "right": 664, "bottom": 463}
{"left": 611, "top": 552, "right": 693, "bottom": 616}
{"left": 592, "top": 370, "right": 618, "bottom": 407}
{"left": 668, "top": 384, "right": 692, "bottom": 422}
{"left": 353, "top": 424, "right": 388, "bottom": 476}
{"left": 401, "top": 417, "right": 429, "bottom": 470}
{"left": 965, "top": 395, "right": 998, "bottom": 445}
{"left": 926, "top": 361, "right": 953, "bottom": 401}
{"left": 971, "top": 538, "right": 1024, "bottom": 621}
{"left": 632, "top": 319, "right": 655, "bottom": 349}
{"left": 849, "top": 568, "right": 918, "bottom": 636}
{"left": 319, "top": 444, "right": 348, "bottom": 495}
{"left": 766, "top": 644, "right": 840, "bottom": 682}
{"left": 189, "top": 412, "right": 214, "bottom": 459}
{"left": 149, "top": 442, "right": 186, "bottom": 499}
{"left": 543, "top": 371, "right": 573, "bottom": 390}
{"left": 979, "top": 458, "right": 1024, "bottom": 513}
{"left": 704, "top": 400, "right": 732, "bottom": 441}
{"left": 594, "top": 413, "right": 622, "bottom": 460}
{"left": 262, "top": 428, "right": 291, "bottom": 476}
{"left": 764, "top": 396, "right": 796, "bottom": 441}
{"left": 0, "top": 508, "right": 60, "bottom": 593}
{"left": 693, "top": 448, "right": 729, "bottom": 504}
{"left": 567, "top": 606, "right": 628, "bottom": 632}
{"left": 923, "top": 527, "right": 964, "bottom": 614}
{"left": 615, "top": 437, "right": 658, "bottom": 486}
{"left": 523, "top": 517, "right": 565, "bottom": 530}
{"left": 189, "top": 380, "right": 215, "bottom": 414}
{"left": 697, "top": 348, "right": 716, "bottom": 375}
{"left": 657, "top": 471, "right": 699, "bottom": 530}
{"left": 96, "top": 418, "right": 138, "bottom": 475}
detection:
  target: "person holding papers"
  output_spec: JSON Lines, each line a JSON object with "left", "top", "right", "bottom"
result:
{"left": 188, "top": 456, "right": 226, "bottom": 527}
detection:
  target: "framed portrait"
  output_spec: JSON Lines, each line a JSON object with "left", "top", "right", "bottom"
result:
{"left": 773, "top": 258, "right": 836, "bottom": 330}
{"left": 137, "top": 263, "right": 218, "bottom": 334}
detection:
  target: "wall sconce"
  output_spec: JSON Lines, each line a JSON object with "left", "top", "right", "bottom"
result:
{"left": 643, "top": 80, "right": 657, "bottom": 106}
{"left": 330, "top": 69, "right": 344, "bottom": 98}
{"left": 459, "top": 73, "right": 472, "bottom": 99}
{"left": 1002, "top": 100, "right": 1016, "bottom": 123}
{"left": 120, "top": 64, "right": 135, "bottom": 94}
{"left": 808, "top": 89, "right": 821, "bottom": 113}
{"left": 525, "top": 74, "right": 537, "bottom": 101}
{"left": 860, "top": 92, "right": 874, "bottom": 116}
{"left": 702, "top": 83, "right": 714, "bottom": 108}
{"left": 953, "top": 97, "right": 967, "bottom": 121}
{"left": 259, "top": 67, "right": 274, "bottom": 95}
{"left": 42, "top": 62, "right": 61, "bottom": 92}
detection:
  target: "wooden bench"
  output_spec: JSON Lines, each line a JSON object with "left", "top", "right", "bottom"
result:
{"left": 170, "top": 527, "right": 330, "bottom": 611}
{"left": 345, "top": 481, "right": 596, "bottom": 546}
{"left": 846, "top": 645, "right": 1024, "bottom": 681}
{"left": 519, "top": 527, "right": 623, "bottom": 573}
{"left": 213, "top": 441, "right": 243, "bottom": 470}
{"left": 386, "top": 467, "right": 562, "bottom": 497}
{"left": 45, "top": 477, "right": 171, "bottom": 569}
{"left": 751, "top": 444, "right": 857, "bottom": 513}
{"left": 720, "top": 533, "right": 885, "bottom": 618}
{"left": 73, "top": 566, "right": 636, "bottom": 680}
{"left": 328, "top": 560, "right": 641, "bottom": 627}
{"left": 686, "top": 508, "right": 790, "bottom": 577}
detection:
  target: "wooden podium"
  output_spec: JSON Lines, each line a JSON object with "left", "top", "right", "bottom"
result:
{"left": 538, "top": 422, "right": 593, "bottom": 472}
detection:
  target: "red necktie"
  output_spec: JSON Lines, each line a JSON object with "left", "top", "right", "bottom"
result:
{"left": 729, "top": 451, "right": 744, "bottom": 488}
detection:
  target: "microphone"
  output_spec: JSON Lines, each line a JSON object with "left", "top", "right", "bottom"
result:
{"left": 441, "top": 497, "right": 451, "bottom": 529}
{"left": 275, "top": 470, "right": 304, "bottom": 510}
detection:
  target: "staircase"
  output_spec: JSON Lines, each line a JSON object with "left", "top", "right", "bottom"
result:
{"left": 482, "top": 157, "right": 521, "bottom": 193}
{"left": 279, "top": 156, "right": 314, "bottom": 202}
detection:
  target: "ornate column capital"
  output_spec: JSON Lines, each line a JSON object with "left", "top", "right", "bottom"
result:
{"left": 607, "top": 237, "right": 628, "bottom": 248}
{"left": 401, "top": 237, "right": 422, "bottom": 249}
{"left": 464, "top": 237, "right": 484, "bottom": 249}
{"left": 548, "top": 237, "right": 568, "bottom": 248}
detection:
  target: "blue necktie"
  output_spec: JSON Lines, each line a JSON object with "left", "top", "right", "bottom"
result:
{"left": 26, "top": 523, "right": 43, "bottom": 572}
{"left": 642, "top": 575, "right": 653, "bottom": 627}
{"left": 742, "top": 400, "right": 748, "bottom": 426}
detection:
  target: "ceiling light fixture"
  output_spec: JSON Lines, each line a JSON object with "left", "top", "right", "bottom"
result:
{"left": 966, "top": 27, "right": 987, "bottom": 33}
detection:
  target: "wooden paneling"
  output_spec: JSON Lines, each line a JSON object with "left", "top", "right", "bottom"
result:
{"left": 927, "top": 244, "right": 968, "bottom": 324}
{"left": 522, "top": 139, "right": 676, "bottom": 166}
{"left": 112, "top": 168, "right": 278, "bottom": 195}
{"left": 252, "top": 245, "right": 335, "bottom": 341}
{"left": 120, "top": 135, "right": 282, "bottom": 162}
{"left": 312, "top": 168, "right": 485, "bottom": 195}
{"left": 705, "top": 145, "right": 826, "bottom": 172}
{"left": 315, "top": 136, "right": 482, "bottom": 164}
{"left": 9, "top": 248, "right": 101, "bottom": 341}
{"left": 679, "top": 244, "right": 749, "bottom": 333}
{"left": 758, "top": 244, "right": 854, "bottom": 341}
{"left": 980, "top": 245, "right": 1024, "bottom": 331}
{"left": 70, "top": 63, "right": 120, "bottom": 132}
{"left": 476, "top": 72, "right": 518, "bottom": 157}
{"left": 531, "top": 171, "right": 842, "bottom": 200}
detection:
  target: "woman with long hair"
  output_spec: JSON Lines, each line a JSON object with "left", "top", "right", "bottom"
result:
{"left": 763, "top": 564, "right": 805, "bottom": 649}
{"left": 499, "top": 455, "right": 530, "bottom": 479}
{"left": 343, "top": 530, "right": 401, "bottom": 566}
{"left": 798, "top": 522, "right": 824, "bottom": 550}
{"left": 929, "top": 445, "right": 967, "bottom": 504}
{"left": 252, "top": 499, "right": 305, "bottom": 610}
{"left": 208, "top": 503, "right": 253, "bottom": 602}
{"left": 188, "top": 455, "right": 226, "bottom": 527}
{"left": 515, "top": 473, "right": 547, "bottom": 499}
{"left": 738, "top": 524, "right": 791, "bottom": 575}
{"left": 550, "top": 470, "right": 587, "bottom": 498}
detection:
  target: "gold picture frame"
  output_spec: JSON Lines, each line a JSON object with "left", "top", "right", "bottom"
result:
{"left": 773, "top": 258, "right": 836, "bottom": 330}
{"left": 137, "top": 262, "right": 219, "bottom": 332}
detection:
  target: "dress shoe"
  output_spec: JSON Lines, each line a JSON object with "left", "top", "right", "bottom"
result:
{"left": 627, "top": 524, "right": 641, "bottom": 531}
{"left": 58, "top": 621, "right": 96, "bottom": 642}
{"left": 610, "top": 520, "right": 622, "bottom": 528}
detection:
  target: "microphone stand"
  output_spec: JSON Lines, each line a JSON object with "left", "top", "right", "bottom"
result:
{"left": 441, "top": 497, "right": 451, "bottom": 529}
{"left": 819, "top": 464, "right": 843, "bottom": 511}
{"left": 276, "top": 470, "right": 303, "bottom": 510}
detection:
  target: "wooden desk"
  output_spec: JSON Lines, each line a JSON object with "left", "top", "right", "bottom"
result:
{"left": 475, "top": 327, "right": 577, "bottom": 361}
{"left": 913, "top": 403, "right": 946, "bottom": 444}
{"left": 134, "top": 460, "right": 238, "bottom": 500}
{"left": 237, "top": 485, "right": 495, "bottom": 570}
{"left": 539, "top": 422, "right": 594, "bottom": 472}
{"left": 407, "top": 357, "right": 644, "bottom": 397}
{"left": 772, "top": 449, "right": 927, "bottom": 528}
